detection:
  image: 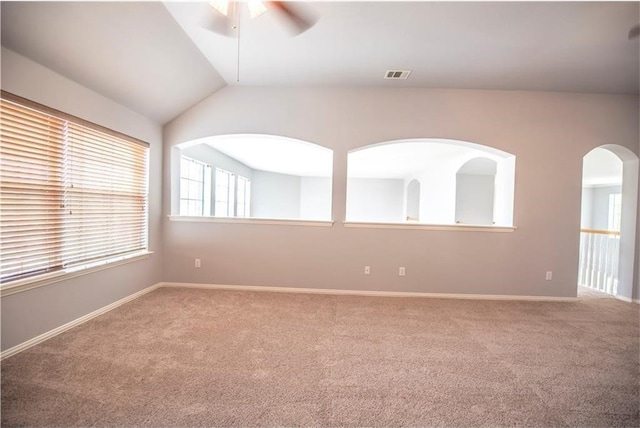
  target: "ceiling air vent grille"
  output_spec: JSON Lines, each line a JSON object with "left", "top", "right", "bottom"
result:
{"left": 384, "top": 70, "right": 411, "bottom": 80}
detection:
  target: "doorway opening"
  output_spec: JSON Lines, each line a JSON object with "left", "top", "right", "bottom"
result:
{"left": 579, "top": 145, "right": 638, "bottom": 300}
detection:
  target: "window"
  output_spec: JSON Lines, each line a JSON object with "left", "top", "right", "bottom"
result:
{"left": 0, "top": 94, "right": 149, "bottom": 284}
{"left": 179, "top": 156, "right": 211, "bottom": 216}
{"left": 236, "top": 175, "right": 251, "bottom": 217}
{"left": 215, "top": 168, "right": 235, "bottom": 216}
{"left": 608, "top": 193, "right": 622, "bottom": 231}
{"left": 214, "top": 167, "right": 250, "bottom": 217}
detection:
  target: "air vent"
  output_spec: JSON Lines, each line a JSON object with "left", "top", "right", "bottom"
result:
{"left": 384, "top": 70, "right": 411, "bottom": 80}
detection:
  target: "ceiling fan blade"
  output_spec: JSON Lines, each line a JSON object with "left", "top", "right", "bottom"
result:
{"left": 629, "top": 24, "right": 640, "bottom": 40}
{"left": 199, "top": 2, "right": 236, "bottom": 38}
{"left": 267, "top": 1, "right": 318, "bottom": 36}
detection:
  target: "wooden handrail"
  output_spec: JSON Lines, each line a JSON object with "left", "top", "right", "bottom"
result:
{"left": 581, "top": 228, "right": 620, "bottom": 236}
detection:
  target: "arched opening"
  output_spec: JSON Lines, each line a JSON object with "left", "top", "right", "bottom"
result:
{"left": 172, "top": 134, "right": 333, "bottom": 221}
{"left": 579, "top": 145, "right": 639, "bottom": 300}
{"left": 406, "top": 179, "right": 421, "bottom": 222}
{"left": 345, "top": 138, "right": 515, "bottom": 226}
{"left": 455, "top": 157, "right": 497, "bottom": 225}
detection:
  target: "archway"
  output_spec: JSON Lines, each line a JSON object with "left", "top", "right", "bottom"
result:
{"left": 455, "top": 157, "right": 497, "bottom": 225}
{"left": 579, "top": 145, "right": 639, "bottom": 300}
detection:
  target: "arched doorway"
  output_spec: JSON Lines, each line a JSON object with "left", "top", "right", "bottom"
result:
{"left": 455, "top": 157, "right": 497, "bottom": 225}
{"left": 579, "top": 145, "right": 639, "bottom": 300}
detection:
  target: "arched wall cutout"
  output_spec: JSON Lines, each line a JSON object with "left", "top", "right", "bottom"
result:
{"left": 346, "top": 138, "right": 515, "bottom": 226}
{"left": 171, "top": 133, "right": 334, "bottom": 221}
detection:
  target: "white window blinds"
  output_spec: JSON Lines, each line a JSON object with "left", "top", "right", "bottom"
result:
{"left": 0, "top": 94, "right": 149, "bottom": 283}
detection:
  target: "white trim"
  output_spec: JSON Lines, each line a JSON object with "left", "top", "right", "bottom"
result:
{"left": 343, "top": 221, "right": 516, "bottom": 232}
{"left": 616, "top": 295, "right": 640, "bottom": 304}
{"left": 168, "top": 215, "right": 333, "bottom": 227}
{"left": 0, "top": 251, "right": 154, "bottom": 297}
{"left": 0, "top": 281, "right": 587, "bottom": 361}
{"left": 0, "top": 283, "right": 161, "bottom": 361}
{"left": 158, "top": 282, "right": 576, "bottom": 302}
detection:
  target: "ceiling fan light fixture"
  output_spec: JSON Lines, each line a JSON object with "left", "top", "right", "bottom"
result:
{"left": 210, "top": 0, "right": 229, "bottom": 16}
{"left": 248, "top": 0, "right": 267, "bottom": 18}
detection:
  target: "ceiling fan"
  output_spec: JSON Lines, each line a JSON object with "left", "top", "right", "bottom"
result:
{"left": 203, "top": 0, "right": 318, "bottom": 37}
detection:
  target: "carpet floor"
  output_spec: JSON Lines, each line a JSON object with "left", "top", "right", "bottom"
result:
{"left": 1, "top": 286, "right": 639, "bottom": 427}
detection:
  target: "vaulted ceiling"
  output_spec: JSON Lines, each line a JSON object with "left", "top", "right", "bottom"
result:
{"left": 2, "top": 1, "right": 638, "bottom": 124}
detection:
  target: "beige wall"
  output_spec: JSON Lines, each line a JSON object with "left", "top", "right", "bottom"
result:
{"left": 163, "top": 86, "right": 639, "bottom": 299}
{"left": 1, "top": 49, "right": 638, "bottom": 352}
{"left": 0, "top": 48, "right": 164, "bottom": 351}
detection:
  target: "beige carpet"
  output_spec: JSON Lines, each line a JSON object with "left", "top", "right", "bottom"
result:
{"left": 2, "top": 286, "right": 639, "bottom": 427}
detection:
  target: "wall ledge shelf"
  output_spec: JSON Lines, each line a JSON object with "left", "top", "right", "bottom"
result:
{"left": 343, "top": 221, "right": 516, "bottom": 232}
{"left": 0, "top": 251, "right": 154, "bottom": 297}
{"left": 168, "top": 215, "right": 334, "bottom": 227}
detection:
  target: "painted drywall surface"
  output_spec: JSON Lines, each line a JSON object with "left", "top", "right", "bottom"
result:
{"left": 455, "top": 174, "right": 495, "bottom": 225}
{"left": 251, "top": 170, "right": 301, "bottom": 219}
{"left": 493, "top": 156, "right": 516, "bottom": 226}
{"left": 405, "top": 179, "right": 420, "bottom": 220}
{"left": 580, "top": 187, "right": 594, "bottom": 228}
{"left": 618, "top": 157, "right": 639, "bottom": 300}
{"left": 346, "top": 178, "right": 405, "bottom": 222}
{"left": 637, "top": 162, "right": 640, "bottom": 301}
{"left": 1, "top": 48, "right": 163, "bottom": 351}
{"left": 182, "top": 144, "right": 253, "bottom": 180}
{"left": 588, "top": 185, "right": 622, "bottom": 230}
{"left": 163, "top": 86, "right": 639, "bottom": 298}
{"left": 300, "top": 177, "right": 332, "bottom": 221}
{"left": 637, "top": 135, "right": 640, "bottom": 301}
{"left": 415, "top": 165, "right": 457, "bottom": 223}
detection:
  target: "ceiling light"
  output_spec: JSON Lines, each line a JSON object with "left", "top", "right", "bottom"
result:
{"left": 248, "top": 0, "right": 267, "bottom": 18}
{"left": 210, "top": 0, "right": 229, "bottom": 16}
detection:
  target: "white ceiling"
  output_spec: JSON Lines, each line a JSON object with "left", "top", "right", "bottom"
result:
{"left": 1, "top": 1, "right": 638, "bottom": 125}
{"left": 165, "top": 1, "right": 639, "bottom": 92}
{"left": 583, "top": 147, "right": 623, "bottom": 187}
{"left": 198, "top": 134, "right": 333, "bottom": 177}
{"left": 187, "top": 136, "right": 504, "bottom": 179}
{"left": 348, "top": 140, "right": 505, "bottom": 178}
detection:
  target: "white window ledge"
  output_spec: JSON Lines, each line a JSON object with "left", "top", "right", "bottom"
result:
{"left": 343, "top": 221, "right": 516, "bottom": 232}
{"left": 168, "top": 215, "right": 334, "bottom": 227}
{"left": 1, "top": 251, "right": 153, "bottom": 297}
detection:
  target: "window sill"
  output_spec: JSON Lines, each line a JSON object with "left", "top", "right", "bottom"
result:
{"left": 343, "top": 221, "right": 516, "bottom": 232}
{"left": 168, "top": 215, "right": 334, "bottom": 227}
{"left": 0, "top": 251, "right": 154, "bottom": 297}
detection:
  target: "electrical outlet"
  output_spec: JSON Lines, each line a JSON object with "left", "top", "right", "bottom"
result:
{"left": 364, "top": 266, "right": 371, "bottom": 275}
{"left": 545, "top": 271, "right": 552, "bottom": 280}
{"left": 195, "top": 258, "right": 201, "bottom": 268}
{"left": 399, "top": 267, "right": 406, "bottom": 276}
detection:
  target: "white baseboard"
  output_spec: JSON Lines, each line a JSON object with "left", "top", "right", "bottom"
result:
{"left": 1, "top": 283, "right": 161, "bottom": 361}
{"left": 616, "top": 295, "right": 640, "bottom": 304}
{"left": 158, "top": 282, "right": 578, "bottom": 302}
{"left": 0, "top": 281, "right": 587, "bottom": 361}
